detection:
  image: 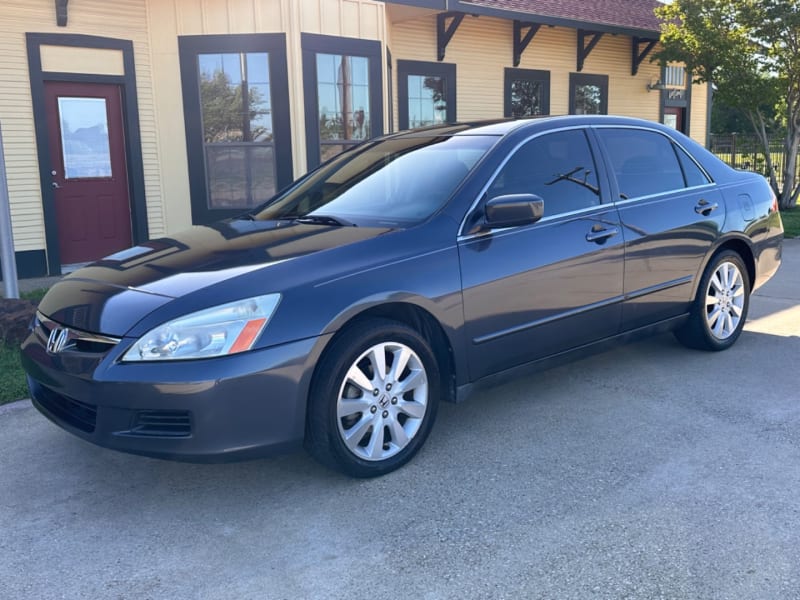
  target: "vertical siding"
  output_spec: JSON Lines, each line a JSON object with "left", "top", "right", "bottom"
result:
{"left": 388, "top": 14, "right": 663, "bottom": 129}
{"left": 0, "top": 0, "right": 164, "bottom": 254}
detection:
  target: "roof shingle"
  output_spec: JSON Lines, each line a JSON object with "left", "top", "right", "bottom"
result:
{"left": 456, "top": 0, "right": 663, "bottom": 34}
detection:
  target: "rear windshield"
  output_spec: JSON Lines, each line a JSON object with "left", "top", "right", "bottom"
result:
{"left": 252, "top": 135, "right": 496, "bottom": 227}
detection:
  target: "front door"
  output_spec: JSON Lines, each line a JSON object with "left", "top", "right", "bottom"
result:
{"left": 663, "top": 107, "right": 684, "bottom": 133}
{"left": 44, "top": 81, "right": 132, "bottom": 266}
{"left": 458, "top": 129, "right": 624, "bottom": 380}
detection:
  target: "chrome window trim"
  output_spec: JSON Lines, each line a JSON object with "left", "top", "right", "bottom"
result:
{"left": 457, "top": 125, "right": 601, "bottom": 237}
{"left": 613, "top": 182, "right": 717, "bottom": 207}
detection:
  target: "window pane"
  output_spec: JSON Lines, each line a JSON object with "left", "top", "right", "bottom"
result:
{"left": 488, "top": 130, "right": 600, "bottom": 217}
{"left": 205, "top": 144, "right": 276, "bottom": 209}
{"left": 198, "top": 51, "right": 278, "bottom": 209}
{"left": 676, "top": 145, "right": 711, "bottom": 187}
{"left": 573, "top": 84, "right": 602, "bottom": 115}
{"left": 407, "top": 74, "right": 446, "bottom": 129}
{"left": 316, "top": 53, "right": 371, "bottom": 160}
{"left": 598, "top": 129, "right": 686, "bottom": 198}
{"left": 510, "top": 79, "right": 543, "bottom": 117}
{"left": 58, "top": 97, "right": 112, "bottom": 179}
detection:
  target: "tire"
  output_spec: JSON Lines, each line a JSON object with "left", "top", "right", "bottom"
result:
{"left": 674, "top": 250, "right": 750, "bottom": 351}
{"left": 305, "top": 318, "right": 440, "bottom": 477}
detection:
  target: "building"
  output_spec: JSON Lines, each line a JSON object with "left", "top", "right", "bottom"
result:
{"left": 0, "top": 0, "right": 707, "bottom": 278}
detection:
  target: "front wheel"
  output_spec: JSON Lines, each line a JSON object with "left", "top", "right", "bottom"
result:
{"left": 675, "top": 250, "right": 750, "bottom": 351}
{"left": 305, "top": 318, "right": 440, "bottom": 477}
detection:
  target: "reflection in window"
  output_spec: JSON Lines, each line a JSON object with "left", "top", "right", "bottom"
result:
{"left": 58, "top": 97, "right": 112, "bottom": 179}
{"left": 573, "top": 84, "right": 602, "bottom": 115}
{"left": 407, "top": 75, "right": 447, "bottom": 128}
{"left": 317, "top": 53, "right": 370, "bottom": 162}
{"left": 198, "top": 52, "right": 276, "bottom": 209}
{"left": 488, "top": 130, "right": 600, "bottom": 217}
{"left": 598, "top": 129, "right": 687, "bottom": 198}
{"left": 509, "top": 80, "right": 544, "bottom": 117}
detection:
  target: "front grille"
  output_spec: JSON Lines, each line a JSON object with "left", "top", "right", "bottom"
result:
{"left": 35, "top": 312, "right": 120, "bottom": 355}
{"left": 129, "top": 410, "right": 192, "bottom": 438}
{"left": 35, "top": 385, "right": 97, "bottom": 434}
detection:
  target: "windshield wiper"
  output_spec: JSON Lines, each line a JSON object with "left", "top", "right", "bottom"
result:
{"left": 295, "top": 215, "right": 357, "bottom": 227}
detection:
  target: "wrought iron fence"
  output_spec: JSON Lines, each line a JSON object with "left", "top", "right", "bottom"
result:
{"left": 709, "top": 133, "right": 799, "bottom": 187}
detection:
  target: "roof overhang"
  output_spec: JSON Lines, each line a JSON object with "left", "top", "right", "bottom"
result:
{"left": 385, "top": 0, "right": 662, "bottom": 38}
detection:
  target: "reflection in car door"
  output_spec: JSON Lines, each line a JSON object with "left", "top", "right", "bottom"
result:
{"left": 595, "top": 127, "right": 726, "bottom": 331}
{"left": 458, "top": 129, "right": 625, "bottom": 381}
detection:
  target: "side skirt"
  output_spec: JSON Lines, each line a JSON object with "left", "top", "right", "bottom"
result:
{"left": 453, "top": 314, "right": 689, "bottom": 404}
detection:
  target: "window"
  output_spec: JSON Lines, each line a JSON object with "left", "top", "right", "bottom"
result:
{"left": 504, "top": 68, "right": 550, "bottom": 118}
{"left": 397, "top": 60, "right": 456, "bottom": 130}
{"left": 675, "top": 144, "right": 711, "bottom": 187}
{"left": 487, "top": 129, "right": 601, "bottom": 217}
{"left": 302, "top": 34, "right": 383, "bottom": 169}
{"left": 57, "top": 97, "right": 112, "bottom": 179}
{"left": 569, "top": 73, "right": 608, "bottom": 115}
{"left": 597, "top": 129, "right": 688, "bottom": 199}
{"left": 665, "top": 65, "right": 686, "bottom": 88}
{"left": 179, "top": 34, "right": 293, "bottom": 225}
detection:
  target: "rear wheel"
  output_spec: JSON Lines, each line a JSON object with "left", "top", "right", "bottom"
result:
{"left": 675, "top": 250, "right": 750, "bottom": 351}
{"left": 305, "top": 318, "right": 440, "bottom": 477}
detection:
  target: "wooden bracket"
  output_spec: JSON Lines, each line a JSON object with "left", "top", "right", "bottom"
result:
{"left": 513, "top": 21, "right": 541, "bottom": 67}
{"left": 632, "top": 37, "right": 658, "bottom": 76}
{"left": 437, "top": 12, "right": 465, "bottom": 61}
{"left": 577, "top": 30, "right": 604, "bottom": 72}
{"left": 55, "top": 0, "right": 69, "bottom": 27}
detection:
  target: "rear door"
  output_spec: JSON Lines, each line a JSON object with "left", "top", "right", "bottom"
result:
{"left": 458, "top": 128, "right": 624, "bottom": 380}
{"left": 594, "top": 127, "right": 724, "bottom": 330}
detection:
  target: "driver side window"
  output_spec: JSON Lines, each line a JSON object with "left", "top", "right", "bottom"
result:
{"left": 488, "top": 129, "right": 601, "bottom": 217}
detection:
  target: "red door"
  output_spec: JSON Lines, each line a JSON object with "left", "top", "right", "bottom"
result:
{"left": 663, "top": 107, "right": 684, "bottom": 133}
{"left": 44, "top": 82, "right": 132, "bottom": 266}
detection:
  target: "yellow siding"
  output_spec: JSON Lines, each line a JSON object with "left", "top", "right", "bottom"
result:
{"left": 0, "top": 0, "right": 164, "bottom": 257}
{"left": 388, "top": 14, "right": 663, "bottom": 128}
{"left": 690, "top": 82, "right": 709, "bottom": 145}
{"left": 40, "top": 46, "right": 125, "bottom": 76}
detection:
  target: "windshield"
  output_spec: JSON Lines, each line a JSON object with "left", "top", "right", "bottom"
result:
{"left": 252, "top": 134, "right": 497, "bottom": 227}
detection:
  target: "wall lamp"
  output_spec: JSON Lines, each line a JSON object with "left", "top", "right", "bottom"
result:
{"left": 647, "top": 79, "right": 667, "bottom": 92}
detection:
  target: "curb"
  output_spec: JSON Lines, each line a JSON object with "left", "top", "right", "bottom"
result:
{"left": 0, "top": 399, "right": 31, "bottom": 416}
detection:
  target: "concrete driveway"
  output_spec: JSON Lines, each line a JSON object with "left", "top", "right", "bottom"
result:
{"left": 2, "top": 241, "right": 799, "bottom": 600}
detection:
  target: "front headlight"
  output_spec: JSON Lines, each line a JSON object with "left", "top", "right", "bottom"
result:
{"left": 121, "top": 294, "right": 281, "bottom": 362}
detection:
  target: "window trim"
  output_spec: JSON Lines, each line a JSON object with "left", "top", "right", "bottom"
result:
{"left": 569, "top": 73, "right": 608, "bottom": 115}
{"left": 178, "top": 33, "right": 293, "bottom": 225}
{"left": 301, "top": 33, "right": 383, "bottom": 171}
{"left": 503, "top": 68, "right": 550, "bottom": 117}
{"left": 397, "top": 60, "right": 456, "bottom": 130}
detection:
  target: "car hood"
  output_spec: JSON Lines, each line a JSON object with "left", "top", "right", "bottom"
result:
{"left": 38, "top": 219, "right": 393, "bottom": 336}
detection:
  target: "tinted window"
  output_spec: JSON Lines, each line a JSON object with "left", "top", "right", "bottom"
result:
{"left": 598, "top": 129, "right": 685, "bottom": 199}
{"left": 675, "top": 144, "right": 711, "bottom": 187}
{"left": 487, "top": 129, "right": 600, "bottom": 217}
{"left": 254, "top": 135, "right": 495, "bottom": 227}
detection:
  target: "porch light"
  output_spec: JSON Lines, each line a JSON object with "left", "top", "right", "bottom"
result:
{"left": 647, "top": 80, "right": 667, "bottom": 92}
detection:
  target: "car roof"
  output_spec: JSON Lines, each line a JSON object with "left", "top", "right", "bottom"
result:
{"left": 389, "top": 115, "right": 678, "bottom": 139}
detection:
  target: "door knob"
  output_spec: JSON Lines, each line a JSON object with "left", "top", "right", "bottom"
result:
{"left": 51, "top": 182, "right": 60, "bottom": 189}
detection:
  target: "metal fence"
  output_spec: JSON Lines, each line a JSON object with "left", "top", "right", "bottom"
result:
{"left": 709, "top": 133, "right": 799, "bottom": 186}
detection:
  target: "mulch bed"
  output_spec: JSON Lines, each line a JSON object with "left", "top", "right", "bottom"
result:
{"left": 0, "top": 298, "right": 38, "bottom": 345}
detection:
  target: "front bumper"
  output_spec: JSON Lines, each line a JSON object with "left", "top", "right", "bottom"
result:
{"left": 21, "top": 329, "right": 327, "bottom": 462}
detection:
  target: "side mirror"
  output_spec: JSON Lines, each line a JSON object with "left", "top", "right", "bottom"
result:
{"left": 483, "top": 194, "right": 544, "bottom": 229}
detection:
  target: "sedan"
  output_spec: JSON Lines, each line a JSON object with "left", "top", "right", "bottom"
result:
{"left": 22, "top": 116, "right": 784, "bottom": 477}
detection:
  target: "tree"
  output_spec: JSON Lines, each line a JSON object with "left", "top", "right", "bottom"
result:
{"left": 656, "top": 0, "right": 800, "bottom": 208}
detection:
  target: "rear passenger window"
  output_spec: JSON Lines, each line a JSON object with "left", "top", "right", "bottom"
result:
{"left": 487, "top": 129, "right": 600, "bottom": 217}
{"left": 597, "top": 129, "right": 685, "bottom": 199}
{"left": 675, "top": 144, "right": 711, "bottom": 187}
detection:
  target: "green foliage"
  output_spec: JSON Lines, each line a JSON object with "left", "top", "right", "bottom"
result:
{"left": 655, "top": 0, "right": 800, "bottom": 208}
{"left": 199, "top": 70, "right": 269, "bottom": 143}
{"left": 781, "top": 207, "right": 800, "bottom": 238}
{"left": 0, "top": 344, "right": 29, "bottom": 405}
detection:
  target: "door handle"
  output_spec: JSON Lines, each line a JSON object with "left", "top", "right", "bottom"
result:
{"left": 694, "top": 199, "right": 718, "bottom": 215}
{"left": 51, "top": 182, "right": 61, "bottom": 189}
{"left": 585, "top": 226, "right": 619, "bottom": 243}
